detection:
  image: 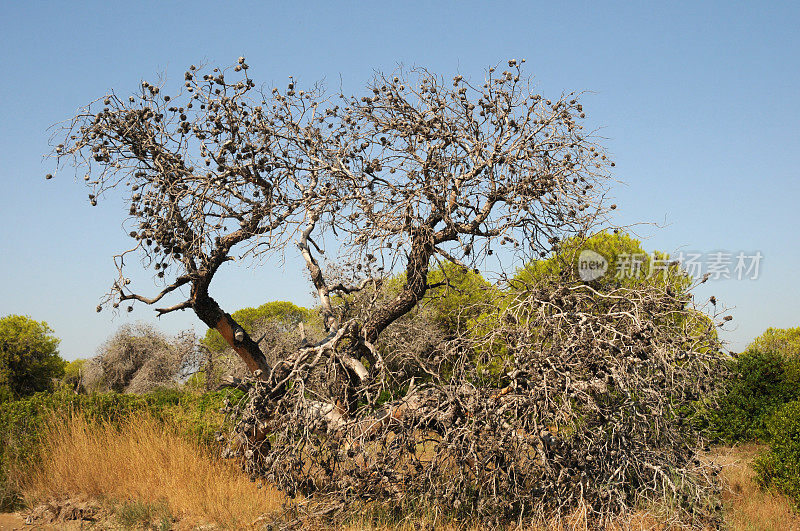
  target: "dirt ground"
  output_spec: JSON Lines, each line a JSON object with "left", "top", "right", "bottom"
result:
{"left": 0, "top": 511, "right": 86, "bottom": 530}
{"left": 0, "top": 513, "right": 26, "bottom": 530}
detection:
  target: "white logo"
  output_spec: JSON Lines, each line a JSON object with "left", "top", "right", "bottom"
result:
{"left": 577, "top": 250, "right": 608, "bottom": 281}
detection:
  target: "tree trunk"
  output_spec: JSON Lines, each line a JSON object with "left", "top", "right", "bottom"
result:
{"left": 191, "top": 283, "right": 271, "bottom": 376}
{"left": 363, "top": 236, "right": 433, "bottom": 344}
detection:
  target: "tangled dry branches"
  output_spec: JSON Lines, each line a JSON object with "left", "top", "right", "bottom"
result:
{"left": 224, "top": 273, "right": 725, "bottom": 527}
{"left": 83, "top": 323, "right": 201, "bottom": 393}
{"left": 48, "top": 58, "right": 725, "bottom": 526}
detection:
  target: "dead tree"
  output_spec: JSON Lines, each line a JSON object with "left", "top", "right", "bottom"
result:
{"left": 51, "top": 57, "right": 607, "bottom": 407}
{"left": 49, "top": 59, "right": 722, "bottom": 525}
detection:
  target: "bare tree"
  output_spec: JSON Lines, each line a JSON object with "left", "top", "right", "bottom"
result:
{"left": 83, "top": 323, "right": 201, "bottom": 394}
{"left": 51, "top": 56, "right": 607, "bottom": 403}
{"left": 48, "top": 59, "right": 723, "bottom": 525}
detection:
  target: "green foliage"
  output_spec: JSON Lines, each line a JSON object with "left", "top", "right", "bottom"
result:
{"left": 0, "top": 385, "right": 11, "bottom": 404}
{"left": 183, "top": 370, "right": 208, "bottom": 392}
{"left": 0, "top": 315, "right": 65, "bottom": 400}
{"left": 422, "top": 262, "right": 492, "bottom": 334}
{"left": 707, "top": 350, "right": 800, "bottom": 442}
{"left": 62, "top": 358, "right": 87, "bottom": 389}
{"left": 703, "top": 327, "right": 800, "bottom": 443}
{"left": 754, "top": 400, "right": 800, "bottom": 507}
{"left": 349, "top": 263, "right": 492, "bottom": 337}
{"left": 202, "top": 301, "right": 316, "bottom": 352}
{"left": 0, "top": 387, "right": 241, "bottom": 510}
{"left": 114, "top": 498, "right": 174, "bottom": 530}
{"left": 515, "top": 231, "right": 688, "bottom": 291}
{"left": 746, "top": 327, "right": 800, "bottom": 358}
{"left": 462, "top": 299, "right": 512, "bottom": 380}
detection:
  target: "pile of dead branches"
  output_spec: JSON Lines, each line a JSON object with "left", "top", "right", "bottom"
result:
{"left": 223, "top": 274, "right": 726, "bottom": 528}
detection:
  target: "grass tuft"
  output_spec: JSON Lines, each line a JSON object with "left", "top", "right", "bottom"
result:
{"left": 22, "top": 412, "right": 284, "bottom": 528}
{"left": 712, "top": 444, "right": 800, "bottom": 531}
{"left": 115, "top": 498, "right": 173, "bottom": 530}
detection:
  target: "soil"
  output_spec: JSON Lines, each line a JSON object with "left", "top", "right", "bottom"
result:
{"left": 0, "top": 513, "right": 27, "bottom": 530}
{"left": 2, "top": 498, "right": 104, "bottom": 530}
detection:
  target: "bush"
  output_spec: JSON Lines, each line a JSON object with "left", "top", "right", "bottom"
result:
{"left": 0, "top": 315, "right": 65, "bottom": 400}
{"left": 86, "top": 323, "right": 202, "bottom": 394}
{"left": 706, "top": 349, "right": 800, "bottom": 441}
{"left": 754, "top": 400, "right": 800, "bottom": 507}
{"left": 62, "top": 358, "right": 87, "bottom": 391}
{"left": 748, "top": 327, "right": 800, "bottom": 359}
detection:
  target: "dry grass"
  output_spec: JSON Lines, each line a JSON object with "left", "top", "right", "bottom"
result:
{"left": 336, "top": 499, "right": 677, "bottom": 530}
{"left": 23, "top": 413, "right": 285, "bottom": 529}
{"left": 17, "top": 415, "right": 800, "bottom": 530}
{"left": 710, "top": 444, "right": 800, "bottom": 531}
{"left": 339, "top": 457, "right": 800, "bottom": 531}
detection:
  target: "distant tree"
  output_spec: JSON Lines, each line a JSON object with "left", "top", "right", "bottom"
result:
{"left": 348, "top": 262, "right": 492, "bottom": 335}
{"left": 0, "top": 315, "right": 65, "bottom": 400}
{"left": 515, "top": 231, "right": 721, "bottom": 345}
{"left": 514, "top": 230, "right": 688, "bottom": 291}
{"left": 338, "top": 263, "right": 492, "bottom": 383}
{"left": 85, "top": 323, "right": 201, "bottom": 394}
{"left": 202, "top": 301, "right": 316, "bottom": 353}
{"left": 422, "top": 262, "right": 492, "bottom": 334}
{"left": 201, "top": 301, "right": 322, "bottom": 389}
{"left": 746, "top": 327, "right": 800, "bottom": 358}
{"left": 62, "top": 358, "right": 87, "bottom": 392}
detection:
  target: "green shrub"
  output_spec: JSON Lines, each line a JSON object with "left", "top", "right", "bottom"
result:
{"left": 114, "top": 498, "right": 174, "bottom": 530}
{"left": 747, "top": 327, "right": 800, "bottom": 359}
{"left": 61, "top": 358, "right": 87, "bottom": 390}
{"left": 754, "top": 400, "right": 800, "bottom": 507}
{"left": 706, "top": 349, "right": 800, "bottom": 441}
{"left": 514, "top": 231, "right": 690, "bottom": 293}
{"left": 423, "top": 263, "right": 493, "bottom": 334}
{"left": 0, "top": 315, "right": 65, "bottom": 400}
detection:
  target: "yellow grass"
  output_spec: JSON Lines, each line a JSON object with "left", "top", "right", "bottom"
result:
{"left": 23, "top": 413, "right": 284, "bottom": 529}
{"left": 19, "top": 414, "right": 800, "bottom": 529}
{"left": 711, "top": 444, "right": 800, "bottom": 531}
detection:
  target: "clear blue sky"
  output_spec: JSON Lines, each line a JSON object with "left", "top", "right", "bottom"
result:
{"left": 1, "top": 1, "right": 797, "bottom": 360}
